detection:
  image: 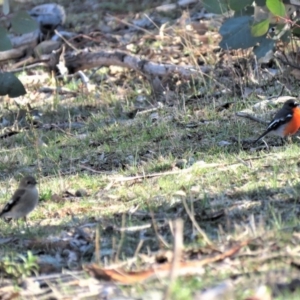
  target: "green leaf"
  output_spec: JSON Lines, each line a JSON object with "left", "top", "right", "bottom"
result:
{"left": 292, "top": 21, "right": 300, "bottom": 37}
{"left": 266, "top": 0, "right": 285, "bottom": 17}
{"left": 255, "top": 0, "right": 266, "bottom": 5}
{"left": 280, "top": 29, "right": 290, "bottom": 43}
{"left": 0, "top": 26, "right": 12, "bottom": 50}
{"left": 0, "top": 72, "right": 26, "bottom": 98}
{"left": 228, "top": 0, "right": 253, "bottom": 11}
{"left": 253, "top": 38, "right": 275, "bottom": 60}
{"left": 202, "top": 0, "right": 229, "bottom": 14}
{"left": 251, "top": 19, "right": 270, "bottom": 37}
{"left": 11, "top": 11, "right": 38, "bottom": 34}
{"left": 219, "top": 16, "right": 264, "bottom": 49}
{"left": 234, "top": 6, "right": 254, "bottom": 17}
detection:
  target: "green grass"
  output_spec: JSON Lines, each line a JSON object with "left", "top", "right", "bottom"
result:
{"left": 2, "top": 0, "right": 300, "bottom": 298}
{"left": 1, "top": 92, "right": 300, "bottom": 298}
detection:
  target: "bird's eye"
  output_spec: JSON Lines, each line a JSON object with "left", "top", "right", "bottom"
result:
{"left": 27, "top": 181, "right": 31, "bottom": 184}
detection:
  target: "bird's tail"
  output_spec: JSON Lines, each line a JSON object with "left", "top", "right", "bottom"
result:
{"left": 253, "top": 130, "right": 269, "bottom": 144}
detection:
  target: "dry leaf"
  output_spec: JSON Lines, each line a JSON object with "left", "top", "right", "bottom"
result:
{"left": 85, "top": 240, "right": 249, "bottom": 284}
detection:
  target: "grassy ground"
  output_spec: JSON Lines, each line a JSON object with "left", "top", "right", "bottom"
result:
{"left": 1, "top": 0, "right": 300, "bottom": 299}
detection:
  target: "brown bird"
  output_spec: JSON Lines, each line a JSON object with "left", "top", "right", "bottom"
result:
{"left": 0, "top": 176, "right": 39, "bottom": 223}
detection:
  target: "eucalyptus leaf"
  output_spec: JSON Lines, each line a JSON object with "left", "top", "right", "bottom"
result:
{"left": 202, "top": 0, "right": 229, "bottom": 14}
{"left": 228, "top": 0, "right": 253, "bottom": 11}
{"left": 251, "top": 19, "right": 270, "bottom": 37}
{"left": 0, "top": 73, "right": 26, "bottom": 98}
{"left": 292, "top": 21, "right": 300, "bottom": 37}
{"left": 253, "top": 38, "right": 275, "bottom": 60}
{"left": 11, "top": 11, "right": 38, "bottom": 34}
{"left": 0, "top": 26, "right": 12, "bottom": 51}
{"left": 234, "top": 6, "right": 254, "bottom": 17}
{"left": 220, "top": 16, "right": 263, "bottom": 49}
{"left": 266, "top": 0, "right": 285, "bottom": 17}
{"left": 255, "top": 0, "right": 266, "bottom": 5}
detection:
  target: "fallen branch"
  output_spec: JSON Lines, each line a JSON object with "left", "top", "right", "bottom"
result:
{"left": 65, "top": 50, "right": 211, "bottom": 78}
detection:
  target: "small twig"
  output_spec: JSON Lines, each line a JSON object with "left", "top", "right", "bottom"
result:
{"left": 78, "top": 164, "right": 116, "bottom": 175}
{"left": 134, "top": 240, "right": 144, "bottom": 257}
{"left": 135, "top": 105, "right": 163, "bottom": 116}
{"left": 10, "top": 62, "right": 49, "bottom": 73}
{"left": 113, "top": 170, "right": 184, "bottom": 181}
{"left": 276, "top": 52, "right": 300, "bottom": 70}
{"left": 107, "top": 13, "right": 155, "bottom": 36}
{"left": 95, "top": 224, "right": 101, "bottom": 265}
{"left": 54, "top": 29, "right": 79, "bottom": 52}
{"left": 235, "top": 156, "right": 253, "bottom": 168}
{"left": 10, "top": 56, "right": 35, "bottom": 69}
{"left": 77, "top": 70, "right": 89, "bottom": 85}
{"left": 235, "top": 112, "right": 268, "bottom": 125}
{"left": 260, "top": 139, "right": 269, "bottom": 149}
{"left": 0, "top": 146, "right": 26, "bottom": 152}
{"left": 148, "top": 203, "right": 170, "bottom": 249}
{"left": 144, "top": 13, "right": 162, "bottom": 31}
{"left": 39, "top": 86, "right": 78, "bottom": 96}
{"left": 267, "top": 84, "right": 285, "bottom": 100}
{"left": 182, "top": 197, "right": 212, "bottom": 246}
{"left": 101, "top": 162, "right": 246, "bottom": 189}
{"left": 115, "top": 213, "right": 126, "bottom": 263}
{"left": 103, "top": 256, "right": 138, "bottom": 270}
{"left": 116, "top": 224, "right": 151, "bottom": 232}
{"left": 41, "top": 123, "right": 79, "bottom": 135}
{"left": 163, "top": 219, "right": 183, "bottom": 300}
{"left": 100, "top": 170, "right": 191, "bottom": 190}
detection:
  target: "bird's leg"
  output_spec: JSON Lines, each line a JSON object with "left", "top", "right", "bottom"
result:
{"left": 22, "top": 216, "right": 30, "bottom": 230}
{"left": 286, "top": 136, "right": 293, "bottom": 144}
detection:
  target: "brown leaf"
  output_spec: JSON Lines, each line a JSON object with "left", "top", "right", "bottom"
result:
{"left": 85, "top": 240, "right": 250, "bottom": 284}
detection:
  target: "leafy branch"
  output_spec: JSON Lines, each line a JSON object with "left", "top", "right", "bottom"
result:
{"left": 203, "top": 0, "right": 300, "bottom": 61}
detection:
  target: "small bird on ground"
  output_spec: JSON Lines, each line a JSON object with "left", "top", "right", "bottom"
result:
{"left": 253, "top": 99, "right": 300, "bottom": 144}
{"left": 0, "top": 175, "right": 39, "bottom": 223}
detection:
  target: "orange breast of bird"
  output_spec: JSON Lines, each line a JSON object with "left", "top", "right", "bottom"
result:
{"left": 284, "top": 107, "right": 300, "bottom": 136}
